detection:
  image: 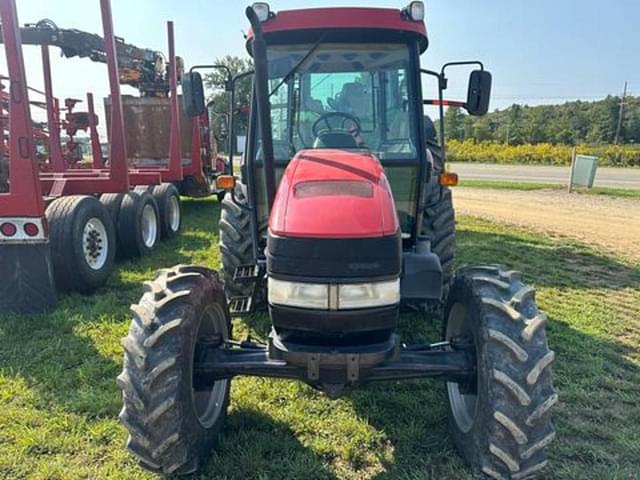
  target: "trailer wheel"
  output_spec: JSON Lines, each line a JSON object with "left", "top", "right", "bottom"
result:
{"left": 118, "top": 265, "right": 231, "bottom": 475}
{"left": 445, "top": 265, "right": 556, "bottom": 480}
{"left": 219, "top": 182, "right": 257, "bottom": 298}
{"left": 151, "top": 183, "right": 182, "bottom": 239}
{"left": 99, "top": 192, "right": 125, "bottom": 227}
{"left": 117, "top": 191, "right": 160, "bottom": 257}
{"left": 46, "top": 195, "right": 116, "bottom": 292}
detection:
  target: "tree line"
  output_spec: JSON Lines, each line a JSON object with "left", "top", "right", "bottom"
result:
{"left": 443, "top": 95, "right": 640, "bottom": 146}
{"left": 203, "top": 56, "right": 640, "bottom": 148}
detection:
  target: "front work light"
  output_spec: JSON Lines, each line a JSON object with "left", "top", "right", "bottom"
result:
{"left": 404, "top": 1, "right": 425, "bottom": 21}
{"left": 251, "top": 2, "right": 271, "bottom": 22}
{"left": 268, "top": 278, "right": 400, "bottom": 310}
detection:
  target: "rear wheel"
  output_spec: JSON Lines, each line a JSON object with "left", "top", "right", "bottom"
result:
{"left": 46, "top": 195, "right": 116, "bottom": 292}
{"left": 445, "top": 265, "right": 556, "bottom": 480}
{"left": 219, "top": 183, "right": 255, "bottom": 298}
{"left": 118, "top": 265, "right": 231, "bottom": 475}
{"left": 117, "top": 191, "right": 160, "bottom": 258}
{"left": 422, "top": 142, "right": 455, "bottom": 304}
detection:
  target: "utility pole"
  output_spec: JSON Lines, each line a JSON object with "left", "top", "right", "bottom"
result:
{"left": 614, "top": 81, "right": 628, "bottom": 145}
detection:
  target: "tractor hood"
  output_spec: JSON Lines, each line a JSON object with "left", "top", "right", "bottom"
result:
{"left": 269, "top": 149, "right": 399, "bottom": 239}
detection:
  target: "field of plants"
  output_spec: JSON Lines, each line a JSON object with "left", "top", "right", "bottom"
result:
{"left": 1, "top": 197, "right": 639, "bottom": 479}
{"left": 447, "top": 140, "right": 640, "bottom": 167}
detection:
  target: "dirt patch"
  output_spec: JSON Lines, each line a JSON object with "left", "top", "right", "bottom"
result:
{"left": 454, "top": 188, "right": 640, "bottom": 263}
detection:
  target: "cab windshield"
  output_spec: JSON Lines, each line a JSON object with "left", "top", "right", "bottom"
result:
{"left": 258, "top": 42, "right": 418, "bottom": 161}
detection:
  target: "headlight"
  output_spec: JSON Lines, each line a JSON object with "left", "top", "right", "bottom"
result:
{"left": 268, "top": 278, "right": 400, "bottom": 310}
{"left": 268, "top": 278, "right": 329, "bottom": 310}
{"left": 338, "top": 279, "right": 400, "bottom": 309}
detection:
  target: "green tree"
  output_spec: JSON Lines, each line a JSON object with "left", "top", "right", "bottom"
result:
{"left": 472, "top": 117, "right": 492, "bottom": 142}
{"left": 444, "top": 107, "right": 466, "bottom": 141}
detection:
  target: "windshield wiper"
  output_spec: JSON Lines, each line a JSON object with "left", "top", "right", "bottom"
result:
{"left": 269, "top": 33, "right": 327, "bottom": 97}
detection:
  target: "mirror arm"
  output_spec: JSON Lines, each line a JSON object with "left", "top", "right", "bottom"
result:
{"left": 421, "top": 68, "right": 448, "bottom": 163}
{"left": 441, "top": 60, "right": 484, "bottom": 76}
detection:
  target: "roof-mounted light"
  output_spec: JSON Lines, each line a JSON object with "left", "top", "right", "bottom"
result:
{"left": 251, "top": 2, "right": 271, "bottom": 22}
{"left": 404, "top": 1, "right": 425, "bottom": 22}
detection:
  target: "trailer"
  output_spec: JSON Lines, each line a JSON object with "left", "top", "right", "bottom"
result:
{"left": 0, "top": 0, "right": 218, "bottom": 313}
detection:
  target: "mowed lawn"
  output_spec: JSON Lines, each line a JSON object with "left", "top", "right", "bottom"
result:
{"left": 1, "top": 197, "right": 639, "bottom": 479}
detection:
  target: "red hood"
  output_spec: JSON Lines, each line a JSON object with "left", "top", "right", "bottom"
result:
{"left": 269, "top": 150, "right": 399, "bottom": 239}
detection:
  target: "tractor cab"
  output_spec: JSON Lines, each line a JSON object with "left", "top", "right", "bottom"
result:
{"left": 246, "top": 5, "right": 431, "bottom": 243}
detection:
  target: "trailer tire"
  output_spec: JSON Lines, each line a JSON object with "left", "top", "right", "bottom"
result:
{"left": 219, "top": 183, "right": 255, "bottom": 298}
{"left": 118, "top": 265, "right": 231, "bottom": 475}
{"left": 445, "top": 265, "right": 556, "bottom": 480}
{"left": 46, "top": 195, "right": 116, "bottom": 292}
{"left": 151, "top": 183, "right": 182, "bottom": 239}
{"left": 117, "top": 191, "right": 160, "bottom": 258}
{"left": 99, "top": 192, "right": 125, "bottom": 227}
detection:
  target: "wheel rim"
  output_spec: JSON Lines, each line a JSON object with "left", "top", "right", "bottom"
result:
{"left": 446, "top": 302, "right": 478, "bottom": 433}
{"left": 141, "top": 203, "right": 158, "bottom": 248}
{"left": 191, "top": 304, "right": 228, "bottom": 428}
{"left": 82, "top": 217, "right": 109, "bottom": 270}
{"left": 168, "top": 195, "right": 180, "bottom": 232}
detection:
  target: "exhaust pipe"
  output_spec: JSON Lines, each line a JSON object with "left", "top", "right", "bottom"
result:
{"left": 245, "top": 7, "right": 276, "bottom": 212}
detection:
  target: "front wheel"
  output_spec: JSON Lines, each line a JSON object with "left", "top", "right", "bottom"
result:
{"left": 118, "top": 265, "right": 231, "bottom": 475}
{"left": 445, "top": 265, "right": 557, "bottom": 480}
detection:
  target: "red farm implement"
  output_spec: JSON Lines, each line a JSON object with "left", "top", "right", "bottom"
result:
{"left": 0, "top": 0, "right": 222, "bottom": 313}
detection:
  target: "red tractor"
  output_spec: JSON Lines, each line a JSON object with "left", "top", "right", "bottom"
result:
{"left": 119, "top": 3, "right": 557, "bottom": 478}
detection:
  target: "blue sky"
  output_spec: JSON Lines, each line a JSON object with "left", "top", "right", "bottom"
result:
{"left": 2, "top": 0, "right": 639, "bottom": 133}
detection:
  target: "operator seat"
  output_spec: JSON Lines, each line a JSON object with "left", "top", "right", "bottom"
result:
{"left": 340, "top": 82, "right": 371, "bottom": 116}
{"left": 313, "top": 132, "right": 359, "bottom": 149}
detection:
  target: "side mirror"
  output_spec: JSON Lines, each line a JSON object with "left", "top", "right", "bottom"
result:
{"left": 182, "top": 71, "right": 206, "bottom": 117}
{"left": 466, "top": 70, "right": 492, "bottom": 116}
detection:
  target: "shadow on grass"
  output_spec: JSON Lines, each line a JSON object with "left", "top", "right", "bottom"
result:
{"left": 199, "top": 408, "right": 337, "bottom": 480}
{"left": 0, "top": 198, "right": 224, "bottom": 418}
{"left": 455, "top": 218, "right": 640, "bottom": 291}
{"left": 348, "top": 221, "right": 640, "bottom": 478}
{"left": 343, "top": 317, "right": 640, "bottom": 480}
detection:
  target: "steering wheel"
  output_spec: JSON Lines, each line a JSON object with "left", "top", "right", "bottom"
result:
{"left": 312, "top": 112, "right": 362, "bottom": 137}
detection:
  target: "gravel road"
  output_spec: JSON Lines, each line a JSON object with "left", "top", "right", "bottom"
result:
{"left": 454, "top": 187, "right": 640, "bottom": 263}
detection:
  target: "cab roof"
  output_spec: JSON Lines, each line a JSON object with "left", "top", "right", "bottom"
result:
{"left": 246, "top": 7, "right": 428, "bottom": 53}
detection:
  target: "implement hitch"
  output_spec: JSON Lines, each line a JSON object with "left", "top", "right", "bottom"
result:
{"left": 193, "top": 334, "right": 475, "bottom": 398}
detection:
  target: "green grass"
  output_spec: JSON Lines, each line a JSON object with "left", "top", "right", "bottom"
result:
{"left": 459, "top": 179, "right": 640, "bottom": 198}
{"left": 1, "top": 197, "right": 639, "bottom": 479}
